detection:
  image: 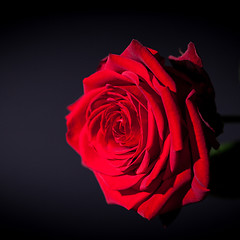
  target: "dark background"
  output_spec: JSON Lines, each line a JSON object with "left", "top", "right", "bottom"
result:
{"left": 1, "top": 3, "right": 240, "bottom": 239}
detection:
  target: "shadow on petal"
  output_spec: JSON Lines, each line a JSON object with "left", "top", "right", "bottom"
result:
{"left": 209, "top": 141, "right": 240, "bottom": 199}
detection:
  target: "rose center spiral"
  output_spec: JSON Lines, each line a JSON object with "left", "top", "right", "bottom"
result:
{"left": 112, "top": 114, "right": 128, "bottom": 145}
{"left": 103, "top": 100, "right": 140, "bottom": 148}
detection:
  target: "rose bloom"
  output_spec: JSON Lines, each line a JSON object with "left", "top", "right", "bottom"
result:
{"left": 66, "top": 40, "right": 222, "bottom": 220}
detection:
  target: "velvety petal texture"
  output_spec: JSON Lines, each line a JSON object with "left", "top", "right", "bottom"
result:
{"left": 66, "top": 40, "right": 222, "bottom": 220}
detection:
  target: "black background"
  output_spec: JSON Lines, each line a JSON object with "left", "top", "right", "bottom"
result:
{"left": 1, "top": 2, "right": 240, "bottom": 239}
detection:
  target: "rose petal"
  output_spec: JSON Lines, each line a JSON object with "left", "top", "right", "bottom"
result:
{"left": 169, "top": 42, "right": 203, "bottom": 68}
{"left": 147, "top": 47, "right": 165, "bottom": 65}
{"left": 98, "top": 171, "right": 146, "bottom": 191}
{"left": 139, "top": 134, "right": 171, "bottom": 191}
{"left": 136, "top": 102, "right": 161, "bottom": 175}
{"left": 83, "top": 69, "right": 134, "bottom": 93}
{"left": 114, "top": 103, "right": 148, "bottom": 173}
{"left": 153, "top": 82, "right": 183, "bottom": 151}
{"left": 121, "top": 39, "right": 176, "bottom": 92}
{"left": 136, "top": 150, "right": 151, "bottom": 174}
{"left": 95, "top": 172, "right": 152, "bottom": 210}
{"left": 79, "top": 125, "right": 124, "bottom": 176}
{"left": 137, "top": 83, "right": 167, "bottom": 140}
{"left": 186, "top": 90, "right": 209, "bottom": 187}
{"left": 182, "top": 90, "right": 210, "bottom": 203}
{"left": 110, "top": 85, "right": 148, "bottom": 111}
{"left": 145, "top": 101, "right": 160, "bottom": 155}
{"left": 121, "top": 70, "right": 139, "bottom": 85}
{"left": 104, "top": 54, "right": 151, "bottom": 85}
{"left": 66, "top": 87, "right": 105, "bottom": 154}
{"left": 137, "top": 168, "right": 192, "bottom": 220}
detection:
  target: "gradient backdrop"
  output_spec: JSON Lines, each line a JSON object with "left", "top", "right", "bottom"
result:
{"left": 1, "top": 4, "right": 240, "bottom": 239}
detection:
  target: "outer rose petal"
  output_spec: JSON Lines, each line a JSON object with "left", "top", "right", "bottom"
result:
{"left": 153, "top": 81, "right": 184, "bottom": 151}
{"left": 137, "top": 168, "right": 192, "bottom": 220}
{"left": 168, "top": 42, "right": 203, "bottom": 68}
{"left": 103, "top": 54, "right": 151, "bottom": 85}
{"left": 183, "top": 90, "right": 210, "bottom": 204}
{"left": 139, "top": 134, "right": 171, "bottom": 191}
{"left": 168, "top": 42, "right": 223, "bottom": 137}
{"left": 66, "top": 87, "right": 105, "bottom": 154}
{"left": 83, "top": 69, "right": 134, "bottom": 93}
{"left": 121, "top": 39, "right": 177, "bottom": 92}
{"left": 95, "top": 172, "right": 152, "bottom": 211}
{"left": 186, "top": 90, "right": 209, "bottom": 188}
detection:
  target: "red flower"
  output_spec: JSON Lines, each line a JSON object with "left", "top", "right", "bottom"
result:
{"left": 66, "top": 40, "right": 222, "bottom": 220}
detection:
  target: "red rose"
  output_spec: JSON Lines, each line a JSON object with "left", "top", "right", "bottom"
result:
{"left": 66, "top": 40, "right": 222, "bottom": 220}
